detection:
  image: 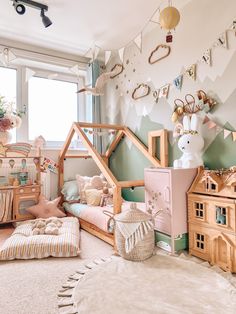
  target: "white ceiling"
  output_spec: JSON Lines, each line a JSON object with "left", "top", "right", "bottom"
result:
{"left": 0, "top": 0, "right": 162, "bottom": 56}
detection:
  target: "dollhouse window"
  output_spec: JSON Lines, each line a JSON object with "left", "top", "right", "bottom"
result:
{"left": 195, "top": 202, "right": 205, "bottom": 219}
{"left": 211, "top": 183, "right": 216, "bottom": 190}
{"left": 215, "top": 207, "right": 227, "bottom": 225}
{"left": 195, "top": 233, "right": 205, "bottom": 250}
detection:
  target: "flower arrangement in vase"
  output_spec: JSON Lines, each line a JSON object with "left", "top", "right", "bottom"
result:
{"left": 0, "top": 95, "right": 25, "bottom": 144}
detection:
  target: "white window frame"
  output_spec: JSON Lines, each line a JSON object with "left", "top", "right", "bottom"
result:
{"left": 25, "top": 70, "right": 80, "bottom": 148}
{"left": 2, "top": 65, "right": 88, "bottom": 148}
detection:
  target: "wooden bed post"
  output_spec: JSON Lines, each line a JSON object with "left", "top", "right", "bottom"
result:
{"left": 113, "top": 186, "right": 122, "bottom": 215}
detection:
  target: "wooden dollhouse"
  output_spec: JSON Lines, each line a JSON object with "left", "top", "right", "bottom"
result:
{"left": 188, "top": 167, "right": 236, "bottom": 273}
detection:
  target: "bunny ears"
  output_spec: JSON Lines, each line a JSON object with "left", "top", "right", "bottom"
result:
{"left": 183, "top": 114, "right": 199, "bottom": 132}
{"left": 173, "top": 114, "right": 200, "bottom": 138}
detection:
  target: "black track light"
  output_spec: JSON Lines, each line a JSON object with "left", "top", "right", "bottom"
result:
{"left": 40, "top": 9, "right": 52, "bottom": 28}
{"left": 10, "top": 0, "right": 53, "bottom": 28}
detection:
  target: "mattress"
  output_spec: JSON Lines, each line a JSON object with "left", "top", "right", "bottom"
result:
{"left": 63, "top": 202, "right": 146, "bottom": 233}
{"left": 0, "top": 217, "right": 80, "bottom": 260}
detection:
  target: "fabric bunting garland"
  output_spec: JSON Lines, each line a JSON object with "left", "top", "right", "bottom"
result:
{"left": 83, "top": 128, "right": 117, "bottom": 136}
{"left": 173, "top": 75, "right": 183, "bottom": 90}
{"left": 202, "top": 115, "right": 236, "bottom": 144}
{"left": 201, "top": 49, "right": 212, "bottom": 66}
{"left": 213, "top": 32, "right": 228, "bottom": 49}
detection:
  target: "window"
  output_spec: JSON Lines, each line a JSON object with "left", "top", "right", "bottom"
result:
{"left": 28, "top": 76, "right": 78, "bottom": 146}
{"left": 211, "top": 183, "right": 216, "bottom": 190}
{"left": 195, "top": 202, "right": 205, "bottom": 219}
{"left": 0, "top": 66, "right": 17, "bottom": 142}
{"left": 195, "top": 233, "right": 205, "bottom": 250}
{"left": 216, "top": 206, "right": 227, "bottom": 225}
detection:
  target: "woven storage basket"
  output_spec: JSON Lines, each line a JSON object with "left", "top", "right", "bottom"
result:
{"left": 114, "top": 203, "right": 154, "bottom": 261}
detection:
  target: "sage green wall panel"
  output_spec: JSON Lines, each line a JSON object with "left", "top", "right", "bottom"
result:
{"left": 203, "top": 123, "right": 236, "bottom": 169}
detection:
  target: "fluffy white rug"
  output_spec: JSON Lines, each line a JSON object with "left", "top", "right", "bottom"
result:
{"left": 59, "top": 253, "right": 236, "bottom": 314}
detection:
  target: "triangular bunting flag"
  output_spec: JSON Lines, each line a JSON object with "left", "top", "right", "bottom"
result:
{"left": 69, "top": 64, "right": 80, "bottom": 76}
{"left": 93, "top": 46, "right": 100, "bottom": 60}
{"left": 213, "top": 32, "right": 228, "bottom": 49}
{"left": 229, "top": 20, "right": 236, "bottom": 35}
{"left": 25, "top": 67, "right": 35, "bottom": 82}
{"left": 207, "top": 120, "right": 217, "bottom": 129}
{"left": 159, "top": 84, "right": 169, "bottom": 98}
{"left": 203, "top": 115, "right": 210, "bottom": 124}
{"left": 186, "top": 64, "right": 196, "bottom": 80}
{"left": 173, "top": 75, "right": 183, "bottom": 90}
{"left": 105, "top": 51, "right": 112, "bottom": 65}
{"left": 0, "top": 48, "right": 16, "bottom": 66}
{"left": 224, "top": 129, "right": 231, "bottom": 139}
{"left": 202, "top": 49, "right": 212, "bottom": 66}
{"left": 134, "top": 33, "right": 142, "bottom": 52}
{"left": 118, "top": 47, "right": 125, "bottom": 63}
{"left": 233, "top": 132, "right": 236, "bottom": 141}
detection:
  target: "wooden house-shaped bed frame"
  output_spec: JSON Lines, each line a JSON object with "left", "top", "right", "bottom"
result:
{"left": 58, "top": 122, "right": 168, "bottom": 245}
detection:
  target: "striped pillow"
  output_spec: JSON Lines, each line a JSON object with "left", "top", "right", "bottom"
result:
{"left": 0, "top": 217, "right": 80, "bottom": 260}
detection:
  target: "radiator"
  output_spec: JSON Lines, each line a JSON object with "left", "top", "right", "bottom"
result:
{"left": 0, "top": 190, "right": 13, "bottom": 222}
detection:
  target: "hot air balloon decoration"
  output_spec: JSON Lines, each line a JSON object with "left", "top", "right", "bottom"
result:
{"left": 159, "top": 2, "right": 180, "bottom": 43}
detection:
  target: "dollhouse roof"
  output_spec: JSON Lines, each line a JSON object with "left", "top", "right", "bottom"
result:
{"left": 199, "top": 172, "right": 222, "bottom": 185}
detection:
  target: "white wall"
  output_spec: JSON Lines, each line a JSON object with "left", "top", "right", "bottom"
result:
{"left": 104, "top": 0, "right": 236, "bottom": 150}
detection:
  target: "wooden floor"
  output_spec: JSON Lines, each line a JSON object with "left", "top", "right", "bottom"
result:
{"left": 0, "top": 224, "right": 14, "bottom": 247}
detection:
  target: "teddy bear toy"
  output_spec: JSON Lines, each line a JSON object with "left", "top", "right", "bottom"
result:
{"left": 32, "top": 219, "right": 47, "bottom": 235}
{"left": 173, "top": 114, "right": 204, "bottom": 168}
{"left": 100, "top": 187, "right": 113, "bottom": 207}
{"left": 32, "top": 217, "right": 63, "bottom": 235}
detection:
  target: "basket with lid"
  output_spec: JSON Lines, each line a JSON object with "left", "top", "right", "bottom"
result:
{"left": 114, "top": 203, "right": 154, "bottom": 261}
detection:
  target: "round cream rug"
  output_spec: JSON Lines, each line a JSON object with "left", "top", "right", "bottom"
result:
{"left": 58, "top": 254, "right": 236, "bottom": 314}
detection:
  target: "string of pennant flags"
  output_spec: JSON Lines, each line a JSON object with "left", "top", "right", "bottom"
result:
{"left": 151, "top": 20, "right": 236, "bottom": 103}
{"left": 83, "top": 128, "right": 117, "bottom": 136}
{"left": 203, "top": 115, "right": 236, "bottom": 142}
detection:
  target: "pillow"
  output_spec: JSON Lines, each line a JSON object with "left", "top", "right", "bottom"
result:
{"left": 76, "top": 175, "right": 92, "bottom": 203}
{"left": 61, "top": 180, "right": 79, "bottom": 201}
{"left": 90, "top": 175, "right": 104, "bottom": 190}
{"left": 27, "top": 195, "right": 66, "bottom": 219}
{"left": 85, "top": 189, "right": 102, "bottom": 206}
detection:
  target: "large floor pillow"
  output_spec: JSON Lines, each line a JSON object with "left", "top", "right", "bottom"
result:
{"left": 0, "top": 217, "right": 80, "bottom": 260}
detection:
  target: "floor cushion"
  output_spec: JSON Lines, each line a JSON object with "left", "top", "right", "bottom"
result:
{"left": 0, "top": 217, "right": 80, "bottom": 260}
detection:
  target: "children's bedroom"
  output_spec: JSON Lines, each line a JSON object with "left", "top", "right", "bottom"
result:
{"left": 0, "top": 0, "right": 236, "bottom": 313}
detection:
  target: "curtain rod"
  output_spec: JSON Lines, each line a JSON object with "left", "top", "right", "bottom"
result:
{"left": 0, "top": 42, "right": 89, "bottom": 65}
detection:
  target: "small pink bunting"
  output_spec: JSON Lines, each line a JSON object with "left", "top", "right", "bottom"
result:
{"left": 224, "top": 129, "right": 231, "bottom": 139}
{"left": 207, "top": 120, "right": 217, "bottom": 129}
{"left": 203, "top": 115, "right": 210, "bottom": 124}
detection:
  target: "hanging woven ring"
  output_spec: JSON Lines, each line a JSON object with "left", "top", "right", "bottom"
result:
{"left": 184, "top": 93, "right": 197, "bottom": 114}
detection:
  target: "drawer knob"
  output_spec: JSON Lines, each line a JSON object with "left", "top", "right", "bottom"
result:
{"left": 32, "top": 188, "right": 36, "bottom": 192}
{"left": 20, "top": 189, "right": 24, "bottom": 193}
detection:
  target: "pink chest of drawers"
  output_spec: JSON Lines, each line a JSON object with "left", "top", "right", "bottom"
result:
{"left": 144, "top": 167, "right": 197, "bottom": 253}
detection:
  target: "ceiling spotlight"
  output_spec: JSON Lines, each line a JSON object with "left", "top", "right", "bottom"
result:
{"left": 40, "top": 9, "right": 52, "bottom": 28}
{"left": 10, "top": 0, "right": 52, "bottom": 28}
{"left": 13, "top": 1, "right": 26, "bottom": 15}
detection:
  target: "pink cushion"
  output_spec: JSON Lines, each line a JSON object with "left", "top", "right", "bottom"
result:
{"left": 27, "top": 195, "right": 66, "bottom": 219}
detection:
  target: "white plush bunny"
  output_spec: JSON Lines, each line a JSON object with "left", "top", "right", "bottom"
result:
{"left": 173, "top": 114, "right": 204, "bottom": 168}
